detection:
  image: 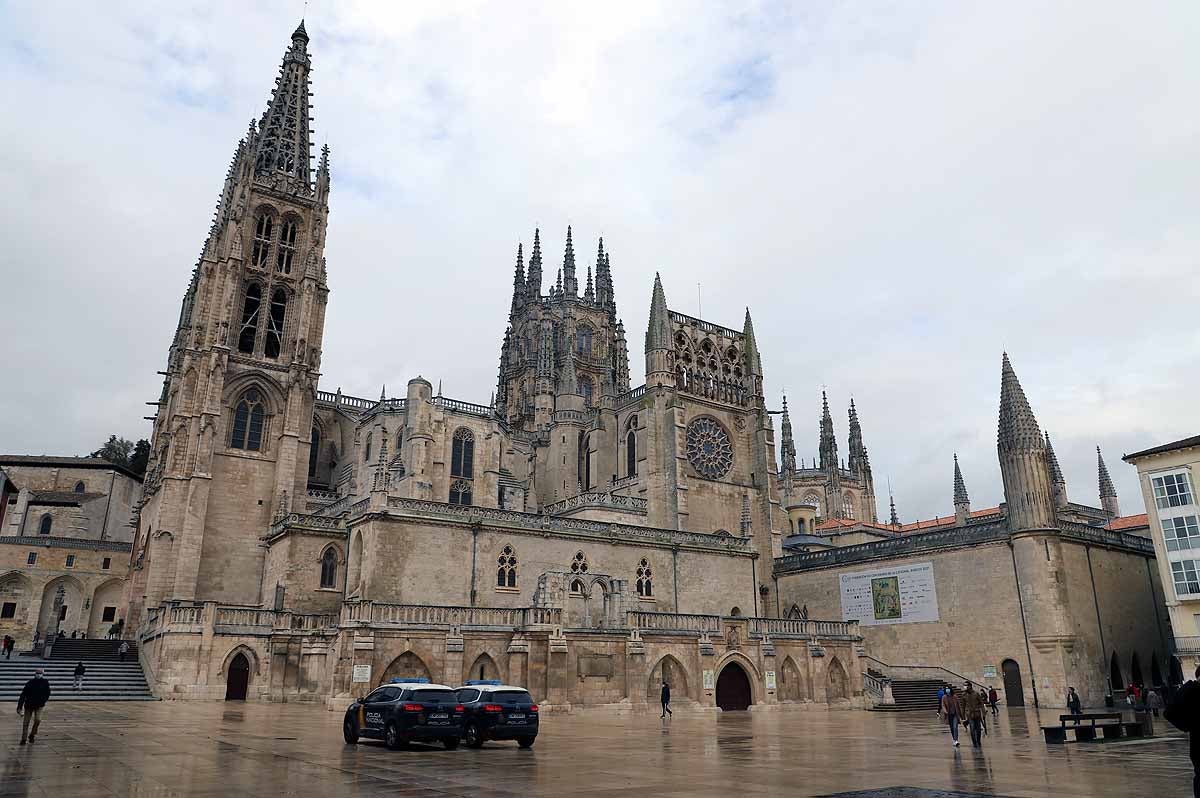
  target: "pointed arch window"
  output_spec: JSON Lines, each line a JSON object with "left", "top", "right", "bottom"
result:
{"left": 308, "top": 427, "right": 320, "bottom": 479}
{"left": 449, "top": 479, "right": 473, "bottom": 506}
{"left": 73, "top": 481, "right": 85, "bottom": 493}
{"left": 237, "top": 284, "right": 262, "bottom": 354}
{"left": 319, "top": 547, "right": 338, "bottom": 589}
{"left": 577, "top": 326, "right": 593, "bottom": 355}
{"left": 842, "top": 494, "right": 855, "bottom": 520}
{"left": 38, "top": 514, "right": 52, "bottom": 535}
{"left": 231, "top": 389, "right": 266, "bottom": 451}
{"left": 636, "top": 558, "right": 653, "bottom": 597}
{"left": 497, "top": 545, "right": 518, "bottom": 588}
{"left": 252, "top": 213, "right": 274, "bottom": 268}
{"left": 626, "top": 416, "right": 638, "bottom": 478}
{"left": 264, "top": 288, "right": 287, "bottom": 359}
{"left": 579, "top": 376, "right": 594, "bottom": 407}
{"left": 277, "top": 218, "right": 298, "bottom": 274}
{"left": 451, "top": 428, "right": 475, "bottom": 479}
{"left": 364, "top": 433, "right": 372, "bottom": 463}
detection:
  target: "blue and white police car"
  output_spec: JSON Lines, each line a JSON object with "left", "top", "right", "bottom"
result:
{"left": 343, "top": 678, "right": 466, "bottom": 750}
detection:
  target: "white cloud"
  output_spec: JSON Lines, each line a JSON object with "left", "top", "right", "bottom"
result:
{"left": 1, "top": 1, "right": 1197, "bottom": 519}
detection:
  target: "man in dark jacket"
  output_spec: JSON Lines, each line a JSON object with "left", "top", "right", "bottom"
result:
{"left": 1166, "top": 667, "right": 1200, "bottom": 798}
{"left": 17, "top": 668, "right": 51, "bottom": 745}
{"left": 660, "top": 681, "right": 672, "bottom": 718}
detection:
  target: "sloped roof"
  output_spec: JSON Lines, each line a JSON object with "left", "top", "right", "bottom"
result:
{"left": 0, "top": 455, "right": 142, "bottom": 481}
{"left": 1124, "top": 435, "right": 1200, "bottom": 462}
{"left": 1106, "top": 513, "right": 1149, "bottom": 532}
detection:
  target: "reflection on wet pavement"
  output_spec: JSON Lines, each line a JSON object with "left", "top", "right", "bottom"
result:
{"left": 0, "top": 701, "right": 1192, "bottom": 797}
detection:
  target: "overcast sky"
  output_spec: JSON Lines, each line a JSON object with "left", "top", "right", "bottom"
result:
{"left": 2, "top": 2, "right": 1197, "bottom": 522}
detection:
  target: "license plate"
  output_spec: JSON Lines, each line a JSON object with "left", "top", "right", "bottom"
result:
{"left": 508, "top": 713, "right": 525, "bottom": 719}
{"left": 428, "top": 720, "right": 450, "bottom": 726}
{"left": 430, "top": 713, "right": 448, "bottom": 719}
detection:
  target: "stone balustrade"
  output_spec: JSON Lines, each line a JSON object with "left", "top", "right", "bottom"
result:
{"left": 628, "top": 610, "right": 722, "bottom": 634}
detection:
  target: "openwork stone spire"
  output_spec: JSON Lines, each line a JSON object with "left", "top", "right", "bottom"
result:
{"left": 562, "top": 225, "right": 578, "bottom": 296}
{"left": 779, "top": 394, "right": 797, "bottom": 473}
{"left": 646, "top": 273, "right": 671, "bottom": 351}
{"left": 847, "top": 399, "right": 868, "bottom": 475}
{"left": 510, "top": 242, "right": 525, "bottom": 317}
{"left": 584, "top": 262, "right": 595, "bottom": 302}
{"left": 889, "top": 492, "right": 900, "bottom": 527}
{"left": 742, "top": 308, "right": 762, "bottom": 377}
{"left": 819, "top": 391, "right": 838, "bottom": 471}
{"left": 254, "top": 22, "right": 314, "bottom": 190}
{"left": 526, "top": 228, "right": 543, "bottom": 299}
{"left": 1098, "top": 446, "right": 1120, "bottom": 518}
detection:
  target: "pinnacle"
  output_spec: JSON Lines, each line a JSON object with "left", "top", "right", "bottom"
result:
{"left": 997, "top": 353, "right": 1043, "bottom": 451}
{"left": 646, "top": 273, "right": 672, "bottom": 352}
{"left": 1098, "top": 446, "right": 1117, "bottom": 498}
{"left": 292, "top": 19, "right": 309, "bottom": 43}
{"left": 1044, "top": 431, "right": 1065, "bottom": 486}
{"left": 953, "top": 453, "right": 970, "bottom": 505}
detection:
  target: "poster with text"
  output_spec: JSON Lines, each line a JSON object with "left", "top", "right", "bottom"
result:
{"left": 839, "top": 561, "right": 939, "bottom": 626}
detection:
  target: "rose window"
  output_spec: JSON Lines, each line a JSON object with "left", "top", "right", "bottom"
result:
{"left": 686, "top": 417, "right": 733, "bottom": 479}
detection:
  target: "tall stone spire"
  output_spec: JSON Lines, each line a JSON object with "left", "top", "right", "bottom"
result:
{"left": 584, "top": 262, "right": 595, "bottom": 302}
{"left": 889, "top": 492, "right": 900, "bottom": 528}
{"left": 509, "top": 242, "right": 525, "bottom": 317}
{"left": 595, "top": 239, "right": 613, "bottom": 313}
{"left": 561, "top": 225, "right": 578, "bottom": 296}
{"left": 645, "top": 273, "right": 673, "bottom": 384}
{"left": 253, "top": 22, "right": 315, "bottom": 190}
{"left": 742, "top": 308, "right": 762, "bottom": 377}
{"left": 953, "top": 453, "right": 971, "bottom": 525}
{"left": 847, "top": 399, "right": 868, "bottom": 476}
{"left": 819, "top": 391, "right": 838, "bottom": 471}
{"left": 526, "top": 228, "right": 543, "bottom": 299}
{"left": 1098, "top": 446, "right": 1120, "bottom": 518}
{"left": 779, "top": 394, "right": 797, "bottom": 474}
{"left": 997, "top": 353, "right": 1056, "bottom": 532}
{"left": 1044, "top": 431, "right": 1068, "bottom": 509}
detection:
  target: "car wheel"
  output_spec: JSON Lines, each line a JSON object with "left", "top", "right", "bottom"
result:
{"left": 465, "top": 723, "right": 484, "bottom": 749}
{"left": 385, "top": 722, "right": 403, "bottom": 750}
{"left": 443, "top": 738, "right": 460, "bottom": 750}
{"left": 517, "top": 737, "right": 535, "bottom": 749}
{"left": 343, "top": 719, "right": 359, "bottom": 745}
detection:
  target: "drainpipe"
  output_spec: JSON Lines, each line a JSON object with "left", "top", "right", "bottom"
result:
{"left": 469, "top": 522, "right": 479, "bottom": 606}
{"left": 1009, "top": 541, "right": 1040, "bottom": 709}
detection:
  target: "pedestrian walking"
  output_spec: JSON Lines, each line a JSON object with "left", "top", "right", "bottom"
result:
{"left": 962, "top": 683, "right": 985, "bottom": 748}
{"left": 73, "top": 662, "right": 86, "bottom": 691}
{"left": 2, "top": 635, "right": 13, "bottom": 659}
{"left": 937, "top": 686, "right": 946, "bottom": 719}
{"left": 940, "top": 686, "right": 961, "bottom": 747}
{"left": 16, "top": 667, "right": 51, "bottom": 745}
{"left": 1148, "top": 688, "right": 1164, "bottom": 717}
{"left": 1165, "top": 666, "right": 1200, "bottom": 798}
{"left": 988, "top": 686, "right": 999, "bottom": 716}
{"left": 118, "top": 641, "right": 130, "bottom": 663}
{"left": 660, "top": 681, "right": 672, "bottom": 718}
{"left": 1067, "top": 686, "right": 1082, "bottom": 715}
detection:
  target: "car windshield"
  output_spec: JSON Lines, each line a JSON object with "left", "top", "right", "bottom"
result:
{"left": 490, "top": 690, "right": 531, "bottom": 704}
{"left": 410, "top": 689, "right": 457, "bottom": 703}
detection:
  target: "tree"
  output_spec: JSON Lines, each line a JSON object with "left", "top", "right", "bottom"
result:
{"left": 90, "top": 435, "right": 134, "bottom": 468}
{"left": 128, "top": 439, "right": 151, "bottom": 477}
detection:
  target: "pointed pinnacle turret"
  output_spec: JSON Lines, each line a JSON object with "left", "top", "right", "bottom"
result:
{"left": 953, "top": 454, "right": 970, "bottom": 505}
{"left": 779, "top": 394, "right": 797, "bottom": 473}
{"left": 997, "top": 352, "right": 1044, "bottom": 451}
{"left": 555, "top": 268, "right": 562, "bottom": 295}
{"left": 1098, "top": 446, "right": 1120, "bottom": 518}
{"left": 646, "top": 273, "right": 672, "bottom": 351}
{"left": 526, "top": 228, "right": 543, "bottom": 299}
{"left": 558, "top": 346, "right": 579, "bottom": 396}
{"left": 602, "top": 251, "right": 616, "bottom": 318}
{"left": 562, "top": 225, "right": 578, "bottom": 295}
{"left": 510, "top": 242, "right": 525, "bottom": 316}
{"left": 1044, "top": 431, "right": 1068, "bottom": 508}
{"left": 254, "top": 23, "right": 315, "bottom": 189}
{"left": 742, "top": 308, "right": 762, "bottom": 377}
{"left": 584, "top": 262, "right": 595, "bottom": 302}
{"left": 819, "top": 391, "right": 838, "bottom": 470}
{"left": 847, "top": 398, "right": 867, "bottom": 475}
{"left": 889, "top": 493, "right": 900, "bottom": 527}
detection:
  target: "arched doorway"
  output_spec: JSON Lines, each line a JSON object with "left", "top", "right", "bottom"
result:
{"left": 87, "top": 578, "right": 124, "bottom": 638}
{"left": 648, "top": 655, "right": 689, "bottom": 701}
{"left": 225, "top": 653, "right": 250, "bottom": 701}
{"left": 779, "top": 656, "right": 807, "bottom": 702}
{"left": 468, "top": 652, "right": 500, "bottom": 682}
{"left": 1110, "top": 651, "right": 1125, "bottom": 691}
{"left": 716, "top": 662, "right": 752, "bottom": 711}
{"left": 827, "top": 657, "right": 849, "bottom": 701}
{"left": 1131, "top": 652, "right": 1144, "bottom": 687}
{"left": 1001, "top": 658, "right": 1024, "bottom": 706}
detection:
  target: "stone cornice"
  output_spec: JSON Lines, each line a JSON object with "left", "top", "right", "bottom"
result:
{"left": 0, "top": 535, "right": 133, "bottom": 553}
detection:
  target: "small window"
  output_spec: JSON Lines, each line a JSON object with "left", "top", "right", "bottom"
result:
{"left": 570, "top": 550, "right": 589, "bottom": 574}
{"left": 636, "top": 557, "right": 653, "bottom": 597}
{"left": 237, "top": 283, "right": 262, "bottom": 353}
{"left": 1154, "top": 473, "right": 1194, "bottom": 509}
{"left": 626, "top": 427, "right": 637, "bottom": 478}
{"left": 73, "top": 481, "right": 85, "bottom": 493}
{"left": 451, "top": 428, "right": 475, "bottom": 479}
{"left": 365, "top": 433, "right": 372, "bottom": 463}
{"left": 252, "top": 213, "right": 274, "bottom": 268}
{"left": 842, "top": 494, "right": 855, "bottom": 520}
{"left": 102, "top": 557, "right": 111, "bottom": 570}
{"left": 449, "top": 479, "right": 473, "bottom": 506}
{"left": 264, "top": 288, "right": 287, "bottom": 359}
{"left": 496, "top": 545, "right": 517, "bottom": 589}
{"left": 320, "top": 548, "right": 338, "bottom": 589}
{"left": 277, "top": 218, "right": 298, "bottom": 273}
{"left": 231, "top": 389, "right": 266, "bottom": 451}
{"left": 1172, "top": 559, "right": 1200, "bottom": 597}
{"left": 65, "top": 555, "right": 75, "bottom": 568}
{"left": 26, "top": 552, "right": 36, "bottom": 566}
{"left": 1164, "top": 516, "right": 1200, "bottom": 552}
{"left": 729, "top": 606, "right": 743, "bottom": 617}
{"left": 38, "top": 515, "right": 52, "bottom": 535}
{"left": 0, "top": 602, "right": 14, "bottom": 619}
{"left": 101, "top": 606, "right": 116, "bottom": 623}
{"left": 570, "top": 578, "right": 586, "bottom": 595}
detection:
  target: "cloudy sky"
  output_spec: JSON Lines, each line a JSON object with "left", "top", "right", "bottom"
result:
{"left": 2, "top": 1, "right": 1197, "bottom": 521}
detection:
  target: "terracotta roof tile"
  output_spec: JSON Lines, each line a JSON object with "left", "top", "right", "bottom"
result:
{"left": 1106, "top": 513, "right": 1149, "bottom": 532}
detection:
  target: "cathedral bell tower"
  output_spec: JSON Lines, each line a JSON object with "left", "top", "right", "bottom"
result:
{"left": 127, "top": 22, "right": 332, "bottom": 622}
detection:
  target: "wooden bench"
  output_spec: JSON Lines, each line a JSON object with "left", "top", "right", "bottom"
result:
{"left": 1041, "top": 713, "right": 1124, "bottom": 743}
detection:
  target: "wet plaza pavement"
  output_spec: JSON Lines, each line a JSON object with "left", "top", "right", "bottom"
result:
{"left": 0, "top": 701, "right": 1192, "bottom": 797}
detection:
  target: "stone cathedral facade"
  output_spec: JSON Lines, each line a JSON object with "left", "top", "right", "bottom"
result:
{"left": 122, "top": 23, "right": 1166, "bottom": 710}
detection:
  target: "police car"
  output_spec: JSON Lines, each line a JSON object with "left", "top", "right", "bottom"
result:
{"left": 343, "top": 678, "right": 465, "bottom": 750}
{"left": 454, "top": 680, "right": 540, "bottom": 749}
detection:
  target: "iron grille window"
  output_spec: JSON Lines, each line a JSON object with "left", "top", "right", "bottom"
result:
{"left": 264, "top": 288, "right": 287, "bottom": 358}
{"left": 237, "top": 284, "right": 262, "bottom": 353}
{"left": 277, "top": 218, "right": 298, "bottom": 273}
{"left": 252, "top": 214, "right": 274, "bottom": 268}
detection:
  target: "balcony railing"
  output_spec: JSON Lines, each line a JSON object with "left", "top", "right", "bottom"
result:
{"left": 628, "top": 611, "right": 722, "bottom": 634}
{"left": 343, "top": 602, "right": 561, "bottom": 629}
{"left": 544, "top": 490, "right": 648, "bottom": 516}
{"left": 1172, "top": 637, "right": 1200, "bottom": 655}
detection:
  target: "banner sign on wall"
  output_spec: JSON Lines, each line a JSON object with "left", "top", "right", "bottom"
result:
{"left": 839, "top": 561, "right": 939, "bottom": 626}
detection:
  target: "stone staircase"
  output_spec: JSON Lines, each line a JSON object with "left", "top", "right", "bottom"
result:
{"left": 869, "top": 678, "right": 948, "bottom": 712}
{"left": 0, "top": 640, "right": 156, "bottom": 701}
